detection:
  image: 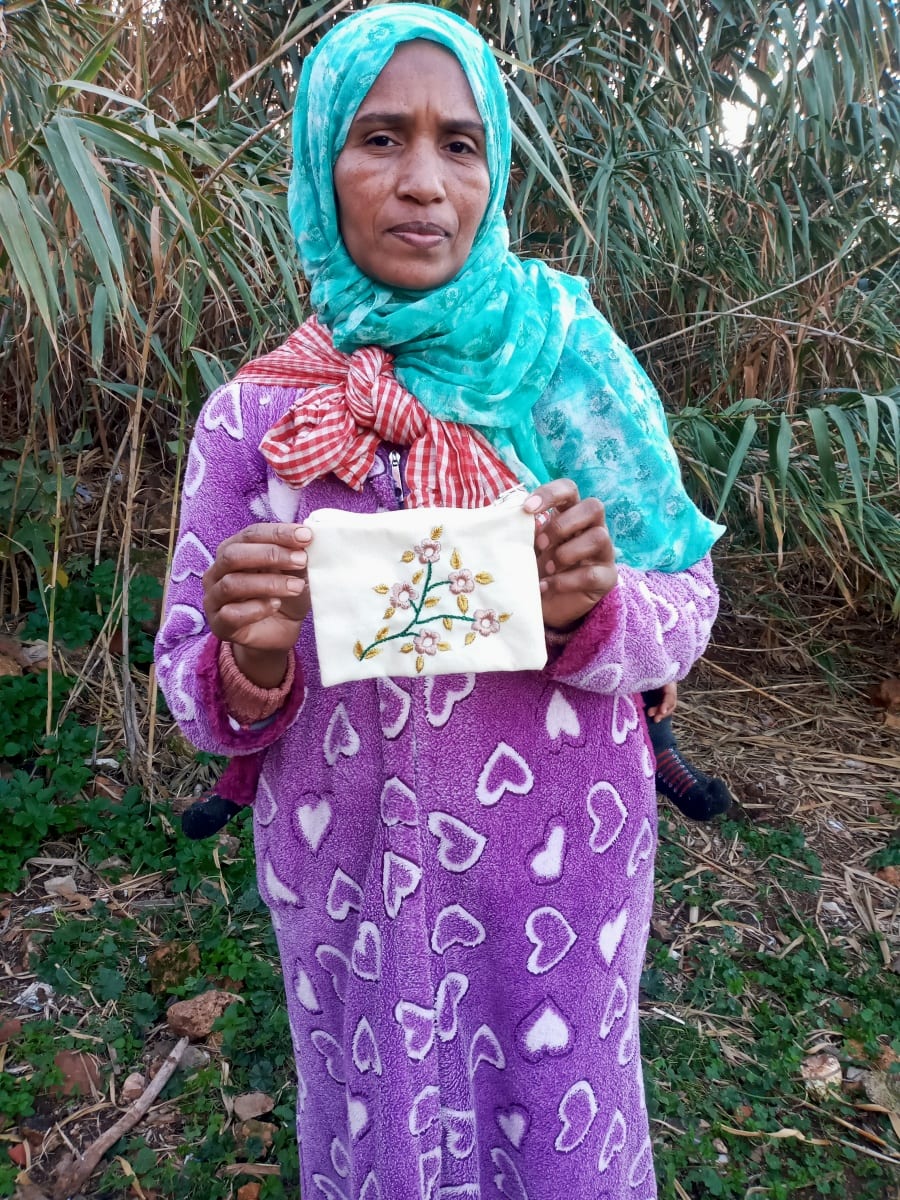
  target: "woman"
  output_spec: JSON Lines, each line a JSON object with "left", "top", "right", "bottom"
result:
{"left": 156, "top": 6, "right": 722, "bottom": 1197}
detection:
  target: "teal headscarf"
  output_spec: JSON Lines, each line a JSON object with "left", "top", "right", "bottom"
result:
{"left": 289, "top": 2, "right": 724, "bottom": 571}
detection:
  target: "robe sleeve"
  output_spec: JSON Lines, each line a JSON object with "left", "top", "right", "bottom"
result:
{"left": 546, "top": 555, "right": 718, "bottom": 696}
{"left": 154, "top": 381, "right": 307, "bottom": 756}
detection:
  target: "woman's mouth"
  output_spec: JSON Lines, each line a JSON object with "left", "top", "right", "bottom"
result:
{"left": 388, "top": 222, "right": 450, "bottom": 249}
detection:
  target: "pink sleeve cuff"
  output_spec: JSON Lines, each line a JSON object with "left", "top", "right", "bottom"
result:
{"left": 218, "top": 642, "right": 295, "bottom": 726}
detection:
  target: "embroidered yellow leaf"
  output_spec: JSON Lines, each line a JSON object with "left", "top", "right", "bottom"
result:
{"left": 383, "top": 607, "right": 396, "bottom": 620}
{"left": 450, "top": 549, "right": 461, "bottom": 569}
{"left": 475, "top": 572, "right": 494, "bottom": 585}
{"left": 412, "top": 570, "right": 424, "bottom": 585}
{"left": 464, "top": 631, "right": 477, "bottom": 645}
{"left": 353, "top": 641, "right": 364, "bottom": 660}
{"left": 415, "top": 655, "right": 425, "bottom": 673}
{"left": 373, "top": 584, "right": 390, "bottom": 595}
{"left": 438, "top": 642, "right": 451, "bottom": 652}
{"left": 363, "top": 647, "right": 380, "bottom": 660}
{"left": 424, "top": 597, "right": 439, "bottom": 608}
{"left": 401, "top": 550, "right": 415, "bottom": 563}
{"left": 442, "top": 617, "right": 453, "bottom": 631}
{"left": 499, "top": 613, "right": 511, "bottom": 622}
{"left": 400, "top": 643, "right": 414, "bottom": 653}
{"left": 375, "top": 627, "right": 389, "bottom": 640}
{"left": 457, "top": 595, "right": 469, "bottom": 614}
{"left": 431, "top": 525, "right": 443, "bottom": 540}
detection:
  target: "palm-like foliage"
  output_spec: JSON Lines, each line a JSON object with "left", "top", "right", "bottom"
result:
{"left": 1, "top": 0, "right": 898, "bottom": 622}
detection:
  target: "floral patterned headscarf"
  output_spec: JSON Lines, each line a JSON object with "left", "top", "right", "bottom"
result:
{"left": 288, "top": 3, "right": 723, "bottom": 570}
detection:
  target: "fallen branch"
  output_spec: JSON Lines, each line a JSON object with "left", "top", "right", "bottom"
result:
{"left": 52, "top": 1036, "right": 189, "bottom": 1200}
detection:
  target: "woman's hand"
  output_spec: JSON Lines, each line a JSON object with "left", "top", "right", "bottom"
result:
{"left": 525, "top": 480, "right": 618, "bottom": 631}
{"left": 646, "top": 681, "right": 677, "bottom": 721}
{"left": 202, "top": 523, "right": 312, "bottom": 687}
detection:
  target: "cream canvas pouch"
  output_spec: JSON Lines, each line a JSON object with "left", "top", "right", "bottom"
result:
{"left": 305, "top": 497, "right": 547, "bottom": 686}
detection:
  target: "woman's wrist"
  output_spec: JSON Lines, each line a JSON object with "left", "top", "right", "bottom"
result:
{"left": 231, "top": 644, "right": 291, "bottom": 689}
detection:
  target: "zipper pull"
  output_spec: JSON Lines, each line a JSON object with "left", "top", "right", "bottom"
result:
{"left": 388, "top": 450, "right": 404, "bottom": 505}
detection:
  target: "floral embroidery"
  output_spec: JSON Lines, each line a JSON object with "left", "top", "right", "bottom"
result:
{"left": 356, "top": 526, "right": 511, "bottom": 673}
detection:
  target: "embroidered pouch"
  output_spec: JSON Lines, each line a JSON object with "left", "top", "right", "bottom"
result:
{"left": 305, "top": 498, "right": 547, "bottom": 686}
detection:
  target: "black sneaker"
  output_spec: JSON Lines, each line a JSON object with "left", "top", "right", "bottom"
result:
{"left": 654, "top": 747, "right": 733, "bottom": 822}
{"left": 180, "top": 793, "right": 243, "bottom": 840}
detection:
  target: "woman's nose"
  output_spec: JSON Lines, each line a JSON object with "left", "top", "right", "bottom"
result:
{"left": 396, "top": 143, "right": 446, "bottom": 204}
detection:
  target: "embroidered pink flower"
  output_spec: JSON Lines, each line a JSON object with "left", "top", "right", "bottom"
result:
{"left": 472, "top": 608, "right": 501, "bottom": 637}
{"left": 414, "top": 538, "right": 441, "bottom": 564}
{"left": 413, "top": 631, "right": 440, "bottom": 656}
{"left": 448, "top": 568, "right": 475, "bottom": 595}
{"left": 390, "top": 581, "right": 418, "bottom": 610}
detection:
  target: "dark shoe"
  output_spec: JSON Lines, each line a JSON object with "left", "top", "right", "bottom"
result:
{"left": 654, "top": 747, "right": 733, "bottom": 821}
{"left": 181, "top": 793, "right": 242, "bottom": 840}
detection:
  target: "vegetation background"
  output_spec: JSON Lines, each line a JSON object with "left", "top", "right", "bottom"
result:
{"left": 0, "top": 0, "right": 898, "bottom": 1197}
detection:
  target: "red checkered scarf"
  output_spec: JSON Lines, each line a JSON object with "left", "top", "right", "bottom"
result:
{"left": 236, "top": 317, "right": 519, "bottom": 509}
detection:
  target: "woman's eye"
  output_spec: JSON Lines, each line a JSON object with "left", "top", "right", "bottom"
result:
{"left": 447, "top": 140, "right": 476, "bottom": 155}
{"left": 366, "top": 134, "right": 397, "bottom": 148}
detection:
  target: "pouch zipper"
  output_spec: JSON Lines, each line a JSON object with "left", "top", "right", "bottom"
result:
{"left": 388, "top": 450, "right": 404, "bottom": 506}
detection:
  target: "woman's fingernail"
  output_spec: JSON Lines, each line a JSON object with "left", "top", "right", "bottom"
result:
{"left": 294, "top": 527, "right": 309, "bottom": 542}
{"left": 271, "top": 598, "right": 282, "bottom": 609}
{"left": 523, "top": 496, "right": 541, "bottom": 512}
{"left": 536, "top": 534, "right": 549, "bottom": 551}
{"left": 286, "top": 578, "right": 304, "bottom": 593}
{"left": 290, "top": 551, "right": 307, "bottom": 567}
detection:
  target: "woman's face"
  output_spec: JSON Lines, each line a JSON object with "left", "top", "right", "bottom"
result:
{"left": 333, "top": 40, "right": 491, "bottom": 291}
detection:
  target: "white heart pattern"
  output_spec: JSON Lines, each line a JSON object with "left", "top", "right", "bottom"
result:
{"left": 597, "top": 903, "right": 629, "bottom": 967}
{"left": 312, "top": 1175, "right": 349, "bottom": 1200}
{"left": 292, "top": 961, "right": 320, "bottom": 1013}
{"left": 617, "top": 1003, "right": 638, "bottom": 1067}
{"left": 409, "top": 1085, "right": 440, "bottom": 1135}
{"left": 171, "top": 533, "right": 213, "bottom": 582}
{"left": 477, "top": 742, "right": 534, "bottom": 807}
{"left": 379, "top": 777, "right": 419, "bottom": 827}
{"left": 628, "top": 1136, "right": 654, "bottom": 1187}
{"left": 315, "top": 944, "right": 349, "bottom": 1003}
{"left": 442, "top": 1108, "right": 476, "bottom": 1159}
{"left": 168, "top": 660, "right": 197, "bottom": 722}
{"left": 203, "top": 382, "right": 243, "bottom": 439}
{"left": 528, "top": 820, "right": 566, "bottom": 884}
{"left": 516, "top": 998, "right": 573, "bottom": 1062}
{"left": 359, "top": 1172, "right": 382, "bottom": 1200}
{"left": 255, "top": 776, "right": 277, "bottom": 827}
{"left": 491, "top": 1147, "right": 529, "bottom": 1200}
{"left": 586, "top": 782, "right": 628, "bottom": 854}
{"left": 555, "top": 1080, "right": 598, "bottom": 1152}
{"left": 264, "top": 860, "right": 300, "bottom": 907}
{"left": 382, "top": 851, "right": 422, "bottom": 919}
{"left": 296, "top": 796, "right": 332, "bottom": 853}
{"left": 468, "top": 1024, "right": 505, "bottom": 1078}
{"left": 496, "top": 1104, "right": 529, "bottom": 1150}
{"left": 418, "top": 1148, "right": 442, "bottom": 1200}
{"left": 598, "top": 1108, "right": 627, "bottom": 1173}
{"left": 626, "top": 817, "right": 654, "bottom": 877}
{"left": 599, "top": 976, "right": 628, "bottom": 1040}
{"left": 330, "top": 1136, "right": 351, "bottom": 1178}
{"left": 427, "top": 812, "right": 486, "bottom": 873}
{"left": 161, "top": 602, "right": 205, "bottom": 643}
{"left": 435, "top": 971, "right": 469, "bottom": 1041}
{"left": 324, "top": 703, "right": 360, "bottom": 766}
{"left": 378, "top": 678, "right": 411, "bottom": 739}
{"left": 394, "top": 1000, "right": 435, "bottom": 1061}
{"left": 267, "top": 475, "right": 301, "bottom": 523}
{"left": 611, "top": 695, "right": 639, "bottom": 745}
{"left": 525, "top": 906, "right": 577, "bottom": 975}
{"left": 431, "top": 904, "right": 486, "bottom": 955}
{"left": 545, "top": 688, "right": 581, "bottom": 741}
{"left": 351, "top": 920, "right": 382, "bottom": 982}
{"left": 638, "top": 579, "right": 679, "bottom": 643}
{"left": 326, "top": 868, "right": 363, "bottom": 921}
{"left": 351, "top": 1016, "right": 382, "bottom": 1076}
{"left": 346, "top": 1092, "right": 370, "bottom": 1142}
{"left": 425, "top": 673, "right": 475, "bottom": 728}
{"left": 310, "top": 1029, "right": 345, "bottom": 1084}
{"left": 183, "top": 441, "right": 206, "bottom": 497}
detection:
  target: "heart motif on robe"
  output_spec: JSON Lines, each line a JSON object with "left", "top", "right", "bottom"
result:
{"left": 256, "top": 776, "right": 277, "bottom": 827}
{"left": 641, "top": 742, "right": 655, "bottom": 779}
{"left": 425, "top": 673, "right": 476, "bottom": 729}
{"left": 183, "top": 441, "right": 206, "bottom": 497}
{"left": 439, "top": 1188, "right": 479, "bottom": 1200}
{"left": 545, "top": 688, "right": 581, "bottom": 741}
{"left": 431, "top": 904, "right": 486, "bottom": 955}
{"left": 525, "top": 907, "right": 577, "bottom": 975}
{"left": 598, "top": 1108, "right": 627, "bottom": 1173}
{"left": 394, "top": 1000, "right": 435, "bottom": 1061}
{"left": 611, "top": 695, "right": 639, "bottom": 745}
{"left": 351, "top": 920, "right": 382, "bottom": 982}
{"left": 638, "top": 579, "right": 679, "bottom": 642}
{"left": 528, "top": 821, "right": 566, "bottom": 883}
{"left": 203, "top": 381, "right": 243, "bottom": 439}
{"left": 618, "top": 1004, "right": 638, "bottom": 1067}
{"left": 555, "top": 1080, "right": 598, "bottom": 1153}
{"left": 358, "top": 1172, "right": 381, "bottom": 1200}
{"left": 296, "top": 795, "right": 332, "bottom": 853}
{"left": 626, "top": 817, "right": 654, "bottom": 877}
{"left": 326, "top": 868, "right": 363, "bottom": 921}
{"left": 315, "top": 944, "right": 349, "bottom": 1002}
{"left": 382, "top": 851, "right": 422, "bottom": 919}
{"left": 628, "top": 1135, "right": 654, "bottom": 1187}
{"left": 352, "top": 1016, "right": 382, "bottom": 1076}
{"left": 324, "top": 702, "right": 361, "bottom": 766}
{"left": 311, "top": 1175, "right": 349, "bottom": 1200}
{"left": 330, "top": 1136, "right": 351, "bottom": 1178}
{"left": 477, "top": 742, "right": 534, "bottom": 807}
{"left": 490, "top": 1147, "right": 529, "bottom": 1200}
{"left": 427, "top": 812, "right": 486, "bottom": 873}
{"left": 162, "top": 602, "right": 205, "bottom": 642}
{"left": 377, "top": 677, "right": 411, "bottom": 739}
{"left": 496, "top": 1104, "right": 530, "bottom": 1149}
{"left": 435, "top": 971, "right": 469, "bottom": 1041}
{"left": 586, "top": 782, "right": 627, "bottom": 854}
{"left": 442, "top": 1108, "right": 476, "bottom": 1159}
{"left": 597, "top": 904, "right": 629, "bottom": 966}
{"left": 516, "top": 998, "right": 574, "bottom": 1062}
{"left": 167, "top": 660, "right": 197, "bottom": 722}
{"left": 310, "top": 1029, "right": 346, "bottom": 1084}
{"left": 346, "top": 1092, "right": 370, "bottom": 1141}
{"left": 264, "top": 860, "right": 300, "bottom": 907}
{"left": 468, "top": 1023, "right": 506, "bottom": 1077}
{"left": 292, "top": 961, "right": 320, "bottom": 1013}
{"left": 599, "top": 975, "right": 628, "bottom": 1040}
{"left": 379, "top": 777, "right": 419, "bottom": 827}
{"left": 418, "top": 1148, "right": 442, "bottom": 1200}
{"left": 171, "top": 532, "right": 213, "bottom": 582}
{"left": 408, "top": 1085, "right": 440, "bottom": 1135}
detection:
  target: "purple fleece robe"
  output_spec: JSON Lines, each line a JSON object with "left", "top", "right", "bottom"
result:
{"left": 156, "top": 380, "right": 719, "bottom": 1200}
